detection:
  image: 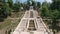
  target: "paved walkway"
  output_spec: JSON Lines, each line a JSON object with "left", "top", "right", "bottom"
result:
{"left": 12, "top": 9, "right": 53, "bottom": 34}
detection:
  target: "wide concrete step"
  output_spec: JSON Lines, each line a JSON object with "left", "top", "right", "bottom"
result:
{"left": 34, "top": 31, "right": 48, "bottom": 34}
{"left": 13, "top": 31, "right": 48, "bottom": 34}
{"left": 20, "top": 32, "right": 30, "bottom": 34}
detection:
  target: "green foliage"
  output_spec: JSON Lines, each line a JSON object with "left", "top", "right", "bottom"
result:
{"left": 0, "top": 3, "right": 11, "bottom": 18}
{"left": 27, "top": 0, "right": 30, "bottom": 6}
{"left": 41, "top": 2, "right": 49, "bottom": 17}
{"left": 13, "top": 2, "right": 20, "bottom": 12}
{"left": 3, "top": 0, "right": 6, "bottom": 3}
{"left": 50, "top": 10, "right": 60, "bottom": 19}
{"left": 51, "top": 0, "right": 60, "bottom": 11}
{"left": 41, "top": 0, "right": 60, "bottom": 33}
{"left": 32, "top": 1, "right": 35, "bottom": 6}
{"left": 50, "top": 0, "right": 60, "bottom": 32}
{"left": 0, "top": 0, "right": 21, "bottom": 19}
{"left": 37, "top": 2, "right": 41, "bottom": 8}
{"left": 42, "top": 1, "right": 60, "bottom": 19}
{"left": 42, "top": 6, "right": 49, "bottom": 17}
{"left": 8, "top": 0, "right": 13, "bottom": 8}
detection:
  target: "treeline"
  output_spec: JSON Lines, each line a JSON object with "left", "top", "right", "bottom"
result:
{"left": 0, "top": 0, "right": 60, "bottom": 33}
{"left": 0, "top": 0, "right": 41, "bottom": 18}
{"left": 0, "top": 0, "right": 21, "bottom": 18}
{"left": 41, "top": 0, "right": 60, "bottom": 33}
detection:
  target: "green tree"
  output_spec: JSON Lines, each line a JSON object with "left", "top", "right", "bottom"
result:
{"left": 37, "top": 2, "right": 41, "bottom": 9}
{"left": 41, "top": 1, "right": 49, "bottom": 17}
{"left": 49, "top": 0, "right": 60, "bottom": 33}
{"left": 5, "top": 3, "right": 11, "bottom": 16}
{"left": 8, "top": 0, "right": 13, "bottom": 8}
{"left": 13, "top": 2, "right": 20, "bottom": 12}
{"left": 32, "top": 1, "right": 35, "bottom": 6}
{"left": 27, "top": 0, "right": 30, "bottom": 6}
{"left": 51, "top": 0, "right": 60, "bottom": 11}
{"left": 42, "top": 5, "right": 49, "bottom": 17}
{"left": 0, "top": 0, "right": 11, "bottom": 18}
{"left": 49, "top": 10, "right": 60, "bottom": 33}
{"left": 50, "top": 10, "right": 60, "bottom": 19}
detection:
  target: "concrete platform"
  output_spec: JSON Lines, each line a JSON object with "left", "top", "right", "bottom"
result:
{"left": 12, "top": 9, "right": 53, "bottom": 34}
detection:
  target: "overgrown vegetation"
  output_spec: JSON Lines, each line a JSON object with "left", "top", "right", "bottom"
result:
{"left": 0, "top": 0, "right": 21, "bottom": 22}
{"left": 41, "top": 0, "right": 60, "bottom": 34}
{"left": 0, "top": 0, "right": 60, "bottom": 34}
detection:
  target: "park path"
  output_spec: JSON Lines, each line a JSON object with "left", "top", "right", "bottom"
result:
{"left": 12, "top": 8, "right": 53, "bottom": 34}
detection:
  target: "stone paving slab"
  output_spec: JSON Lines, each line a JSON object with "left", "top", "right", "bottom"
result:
{"left": 12, "top": 9, "right": 53, "bottom": 34}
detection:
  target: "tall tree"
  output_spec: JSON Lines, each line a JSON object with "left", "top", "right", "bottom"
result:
{"left": 8, "top": 0, "right": 13, "bottom": 8}
{"left": 13, "top": 2, "right": 20, "bottom": 12}
{"left": 37, "top": 2, "right": 41, "bottom": 8}
{"left": 51, "top": 0, "right": 60, "bottom": 11}
{"left": 49, "top": 0, "right": 60, "bottom": 32}
{"left": 41, "top": 1, "right": 49, "bottom": 17}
